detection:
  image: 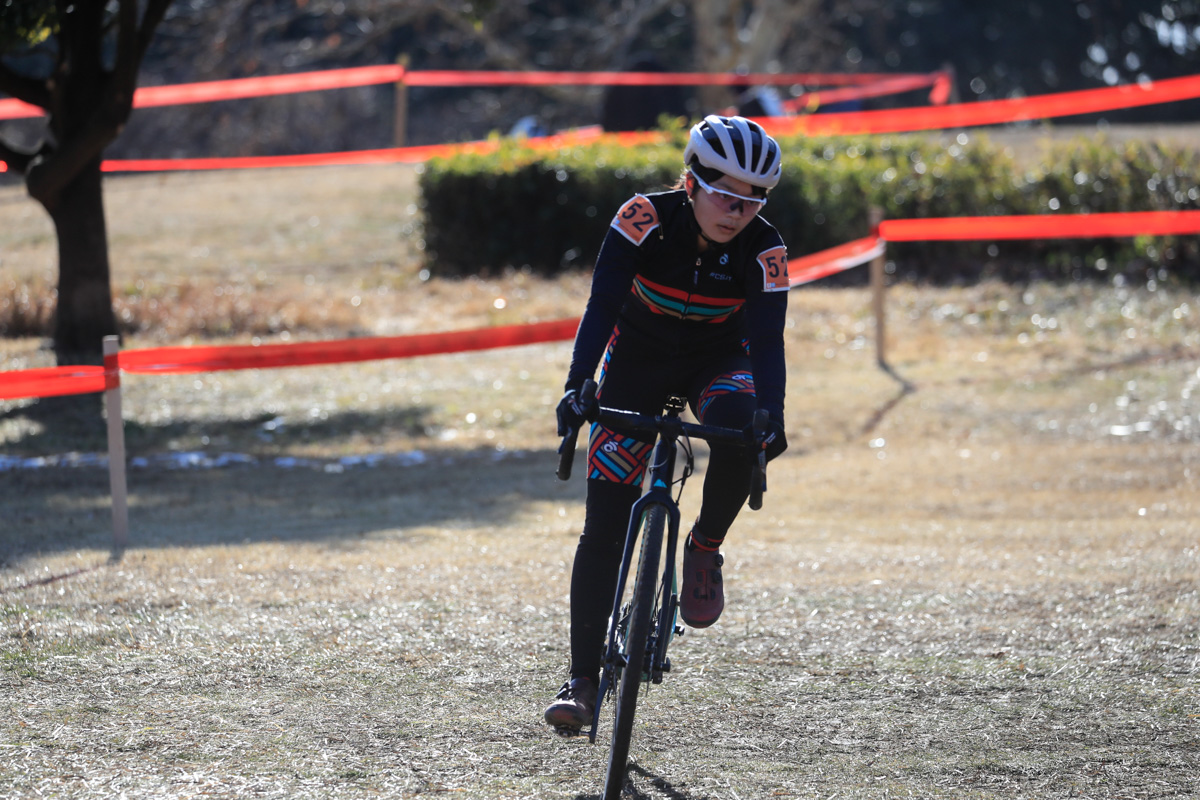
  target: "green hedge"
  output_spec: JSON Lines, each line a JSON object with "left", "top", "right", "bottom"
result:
{"left": 418, "top": 131, "right": 1200, "bottom": 284}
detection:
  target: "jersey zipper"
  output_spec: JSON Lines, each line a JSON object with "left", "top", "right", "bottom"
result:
{"left": 684, "top": 257, "right": 701, "bottom": 319}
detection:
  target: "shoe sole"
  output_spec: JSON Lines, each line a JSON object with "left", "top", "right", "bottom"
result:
{"left": 551, "top": 724, "right": 586, "bottom": 738}
{"left": 680, "top": 602, "right": 723, "bottom": 628}
{"left": 544, "top": 709, "right": 590, "bottom": 731}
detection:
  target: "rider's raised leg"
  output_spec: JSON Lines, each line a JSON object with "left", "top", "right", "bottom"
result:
{"left": 682, "top": 376, "right": 757, "bottom": 627}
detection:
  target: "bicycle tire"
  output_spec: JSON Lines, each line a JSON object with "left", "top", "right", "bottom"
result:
{"left": 603, "top": 503, "right": 666, "bottom": 800}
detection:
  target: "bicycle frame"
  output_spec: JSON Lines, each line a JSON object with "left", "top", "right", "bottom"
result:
{"left": 589, "top": 402, "right": 688, "bottom": 743}
{"left": 555, "top": 378, "right": 766, "bottom": 797}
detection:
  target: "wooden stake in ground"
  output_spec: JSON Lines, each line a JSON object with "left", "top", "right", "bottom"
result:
{"left": 103, "top": 335, "right": 129, "bottom": 554}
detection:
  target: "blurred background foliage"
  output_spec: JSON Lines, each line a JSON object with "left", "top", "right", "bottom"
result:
{"left": 419, "top": 132, "right": 1200, "bottom": 283}
{"left": 3, "top": 1, "right": 1200, "bottom": 297}
{"left": 4, "top": 0, "right": 1200, "bottom": 159}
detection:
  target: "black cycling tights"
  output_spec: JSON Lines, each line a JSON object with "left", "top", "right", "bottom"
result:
{"left": 568, "top": 385, "right": 757, "bottom": 683}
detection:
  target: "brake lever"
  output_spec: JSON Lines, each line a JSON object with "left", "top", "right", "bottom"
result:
{"left": 748, "top": 409, "right": 768, "bottom": 510}
{"left": 555, "top": 379, "right": 597, "bottom": 481}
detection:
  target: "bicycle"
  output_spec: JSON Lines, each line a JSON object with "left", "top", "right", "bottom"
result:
{"left": 556, "top": 378, "right": 768, "bottom": 799}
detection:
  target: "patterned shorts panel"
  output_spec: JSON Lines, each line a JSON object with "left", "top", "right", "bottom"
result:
{"left": 697, "top": 370, "right": 756, "bottom": 420}
{"left": 587, "top": 424, "right": 653, "bottom": 485}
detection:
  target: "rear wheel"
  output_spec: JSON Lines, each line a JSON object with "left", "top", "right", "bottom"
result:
{"left": 602, "top": 503, "right": 666, "bottom": 800}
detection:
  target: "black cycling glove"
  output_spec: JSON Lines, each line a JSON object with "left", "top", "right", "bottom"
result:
{"left": 556, "top": 388, "right": 590, "bottom": 436}
{"left": 749, "top": 418, "right": 788, "bottom": 462}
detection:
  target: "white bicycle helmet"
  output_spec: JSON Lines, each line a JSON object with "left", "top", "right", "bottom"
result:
{"left": 683, "top": 114, "right": 782, "bottom": 190}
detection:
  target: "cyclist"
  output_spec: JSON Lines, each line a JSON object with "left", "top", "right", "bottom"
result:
{"left": 545, "top": 115, "right": 790, "bottom": 731}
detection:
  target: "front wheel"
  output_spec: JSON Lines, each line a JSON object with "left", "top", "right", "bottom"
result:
{"left": 603, "top": 503, "right": 666, "bottom": 800}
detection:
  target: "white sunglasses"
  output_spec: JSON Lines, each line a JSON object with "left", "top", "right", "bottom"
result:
{"left": 690, "top": 170, "right": 767, "bottom": 213}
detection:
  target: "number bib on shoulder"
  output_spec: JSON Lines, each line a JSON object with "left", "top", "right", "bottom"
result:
{"left": 757, "top": 245, "right": 789, "bottom": 292}
{"left": 611, "top": 195, "right": 660, "bottom": 246}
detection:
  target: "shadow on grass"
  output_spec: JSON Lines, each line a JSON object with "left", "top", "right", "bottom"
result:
{"left": 2, "top": 374, "right": 917, "bottom": 568}
{"left": 860, "top": 362, "right": 917, "bottom": 438}
{"left": 1, "top": 393, "right": 437, "bottom": 459}
{"left": 0, "top": 393, "right": 109, "bottom": 454}
{"left": 572, "top": 762, "right": 697, "bottom": 800}
{"left": 1, "top": 403, "right": 584, "bottom": 566}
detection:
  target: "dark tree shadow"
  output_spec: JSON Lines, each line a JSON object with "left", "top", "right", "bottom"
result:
{"left": 625, "top": 763, "right": 707, "bottom": 800}
{"left": 1, "top": 394, "right": 437, "bottom": 460}
{"left": 1, "top": 392, "right": 109, "bottom": 453}
{"left": 860, "top": 362, "right": 917, "bottom": 438}
{"left": 572, "top": 762, "right": 709, "bottom": 800}
{"left": 2, "top": 364, "right": 916, "bottom": 568}
{"left": 1, "top": 401, "right": 586, "bottom": 566}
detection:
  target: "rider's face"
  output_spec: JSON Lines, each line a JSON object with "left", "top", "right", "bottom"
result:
{"left": 688, "top": 173, "right": 765, "bottom": 246}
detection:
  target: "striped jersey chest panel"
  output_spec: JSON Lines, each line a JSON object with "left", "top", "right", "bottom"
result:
{"left": 631, "top": 275, "right": 745, "bottom": 323}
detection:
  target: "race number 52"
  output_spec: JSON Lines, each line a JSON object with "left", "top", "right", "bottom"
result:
{"left": 612, "top": 195, "right": 660, "bottom": 246}
{"left": 757, "top": 246, "right": 789, "bottom": 291}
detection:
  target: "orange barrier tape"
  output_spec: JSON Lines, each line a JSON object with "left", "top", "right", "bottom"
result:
{"left": 0, "top": 68, "right": 925, "bottom": 121}
{"left": 879, "top": 210, "right": 1200, "bottom": 242}
{"left": 0, "top": 65, "right": 406, "bottom": 119}
{"left": 11, "top": 72, "right": 1200, "bottom": 175}
{"left": 5, "top": 209, "right": 1197, "bottom": 399}
{"left": 0, "top": 365, "right": 106, "bottom": 401}
{"left": 0, "top": 320, "right": 581, "bottom": 400}
{"left": 928, "top": 72, "right": 953, "bottom": 106}
{"left": 781, "top": 73, "right": 948, "bottom": 114}
{"left": 789, "top": 236, "right": 886, "bottom": 287}
{"left": 98, "top": 127, "right": 663, "bottom": 172}
{"left": 118, "top": 318, "right": 581, "bottom": 375}
{"left": 102, "top": 142, "right": 503, "bottom": 172}
{"left": 766, "top": 73, "right": 1200, "bottom": 136}
{"left": 89, "top": 74, "right": 1200, "bottom": 174}
{"left": 399, "top": 70, "right": 918, "bottom": 88}
{"left": 132, "top": 64, "right": 404, "bottom": 108}
{"left": 10, "top": 68, "right": 1195, "bottom": 132}
{"left": 103, "top": 351, "right": 121, "bottom": 391}
{"left": 0, "top": 97, "right": 41, "bottom": 120}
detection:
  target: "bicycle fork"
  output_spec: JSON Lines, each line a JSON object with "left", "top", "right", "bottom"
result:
{"left": 652, "top": 510, "right": 683, "bottom": 684}
{"left": 589, "top": 433, "right": 684, "bottom": 742}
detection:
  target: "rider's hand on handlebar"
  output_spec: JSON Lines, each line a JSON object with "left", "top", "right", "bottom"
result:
{"left": 556, "top": 387, "right": 594, "bottom": 436}
{"left": 748, "top": 417, "right": 788, "bottom": 462}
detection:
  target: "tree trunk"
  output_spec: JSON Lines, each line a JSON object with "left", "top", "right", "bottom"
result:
{"left": 48, "top": 155, "right": 118, "bottom": 366}
{"left": 692, "top": 0, "right": 738, "bottom": 113}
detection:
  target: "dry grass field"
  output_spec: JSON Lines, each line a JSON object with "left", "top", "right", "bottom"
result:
{"left": 1, "top": 163, "right": 1198, "bottom": 799}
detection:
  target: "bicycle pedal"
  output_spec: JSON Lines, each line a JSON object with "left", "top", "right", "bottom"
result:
{"left": 674, "top": 625, "right": 686, "bottom": 636}
{"left": 552, "top": 725, "right": 587, "bottom": 739}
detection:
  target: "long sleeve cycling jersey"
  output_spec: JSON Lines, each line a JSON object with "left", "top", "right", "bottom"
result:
{"left": 566, "top": 189, "right": 789, "bottom": 422}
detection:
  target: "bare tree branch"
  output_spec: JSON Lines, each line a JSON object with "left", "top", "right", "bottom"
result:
{"left": 0, "top": 61, "right": 51, "bottom": 109}
{"left": 691, "top": 0, "right": 825, "bottom": 109}
{"left": 22, "top": 0, "right": 175, "bottom": 211}
{"left": 0, "top": 136, "right": 39, "bottom": 174}
{"left": 105, "top": 0, "right": 141, "bottom": 121}
{"left": 741, "top": 0, "right": 813, "bottom": 71}
{"left": 25, "top": 116, "right": 117, "bottom": 211}
{"left": 135, "top": 0, "right": 174, "bottom": 62}
{"left": 111, "top": 0, "right": 139, "bottom": 80}
{"left": 427, "top": 6, "right": 595, "bottom": 104}
{"left": 106, "top": 0, "right": 173, "bottom": 125}
{"left": 369, "top": 1, "right": 526, "bottom": 72}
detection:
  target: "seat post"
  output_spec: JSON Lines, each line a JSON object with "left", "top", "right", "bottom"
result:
{"left": 664, "top": 394, "right": 687, "bottom": 415}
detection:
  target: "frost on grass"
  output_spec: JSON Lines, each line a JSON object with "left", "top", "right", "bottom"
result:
{"left": 3, "top": 284, "right": 1200, "bottom": 799}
